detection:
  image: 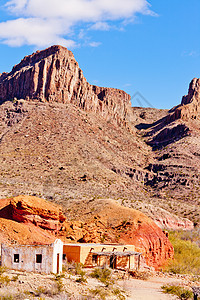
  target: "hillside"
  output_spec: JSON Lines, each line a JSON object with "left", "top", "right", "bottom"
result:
{"left": 0, "top": 45, "right": 199, "bottom": 228}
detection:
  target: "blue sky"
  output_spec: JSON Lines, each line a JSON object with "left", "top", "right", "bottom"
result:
{"left": 0, "top": 0, "right": 199, "bottom": 109}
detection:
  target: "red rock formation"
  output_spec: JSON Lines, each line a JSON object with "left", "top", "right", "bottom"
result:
{"left": 121, "top": 221, "right": 174, "bottom": 269}
{"left": 0, "top": 45, "right": 132, "bottom": 127}
{"left": 67, "top": 199, "right": 174, "bottom": 269}
{"left": 10, "top": 195, "right": 66, "bottom": 231}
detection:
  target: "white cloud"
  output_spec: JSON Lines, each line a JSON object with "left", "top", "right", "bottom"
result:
{"left": 0, "top": 0, "right": 154, "bottom": 48}
{"left": 89, "top": 41, "right": 101, "bottom": 48}
{"left": 0, "top": 18, "right": 76, "bottom": 48}
{"left": 90, "top": 22, "right": 111, "bottom": 31}
{"left": 181, "top": 50, "right": 200, "bottom": 58}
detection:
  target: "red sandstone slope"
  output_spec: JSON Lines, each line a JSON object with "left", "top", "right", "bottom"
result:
{"left": 0, "top": 197, "right": 56, "bottom": 245}
{"left": 66, "top": 199, "right": 174, "bottom": 269}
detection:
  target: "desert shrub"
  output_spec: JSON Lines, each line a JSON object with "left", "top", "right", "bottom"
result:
{"left": 62, "top": 261, "right": 75, "bottom": 274}
{"left": 161, "top": 285, "right": 193, "bottom": 300}
{"left": 112, "top": 287, "right": 126, "bottom": 300}
{"left": 165, "top": 231, "right": 200, "bottom": 274}
{"left": 54, "top": 274, "right": 65, "bottom": 292}
{"left": 131, "top": 270, "right": 151, "bottom": 281}
{"left": 90, "top": 286, "right": 126, "bottom": 300}
{"left": 34, "top": 285, "right": 60, "bottom": 297}
{"left": 90, "top": 287, "right": 111, "bottom": 300}
{"left": 11, "top": 275, "right": 19, "bottom": 282}
{"left": 0, "top": 275, "right": 11, "bottom": 286}
{"left": 171, "top": 229, "right": 200, "bottom": 247}
{"left": 73, "top": 263, "right": 87, "bottom": 283}
{"left": 74, "top": 263, "right": 85, "bottom": 276}
{"left": 76, "top": 274, "right": 87, "bottom": 283}
{"left": 90, "top": 267, "right": 113, "bottom": 286}
{"left": 0, "top": 267, "right": 6, "bottom": 275}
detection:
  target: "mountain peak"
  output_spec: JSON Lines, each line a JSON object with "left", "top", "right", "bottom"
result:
{"left": 0, "top": 45, "right": 132, "bottom": 127}
{"left": 181, "top": 77, "right": 200, "bottom": 106}
{"left": 11, "top": 45, "right": 74, "bottom": 75}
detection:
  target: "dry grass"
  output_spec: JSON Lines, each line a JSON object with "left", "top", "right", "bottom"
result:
{"left": 165, "top": 231, "right": 200, "bottom": 275}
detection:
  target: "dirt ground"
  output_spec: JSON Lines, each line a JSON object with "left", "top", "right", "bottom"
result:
{"left": 119, "top": 276, "right": 187, "bottom": 300}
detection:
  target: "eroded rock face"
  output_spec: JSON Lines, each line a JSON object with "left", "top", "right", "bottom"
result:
{"left": 131, "top": 203, "right": 194, "bottom": 231}
{"left": 10, "top": 195, "right": 66, "bottom": 231}
{"left": 0, "top": 45, "right": 132, "bottom": 127}
{"left": 122, "top": 221, "right": 174, "bottom": 268}
{"left": 182, "top": 78, "right": 200, "bottom": 106}
{"left": 166, "top": 78, "right": 200, "bottom": 122}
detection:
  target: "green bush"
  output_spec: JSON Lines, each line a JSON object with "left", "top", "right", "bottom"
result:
{"left": 161, "top": 285, "right": 193, "bottom": 300}
{"left": 74, "top": 263, "right": 85, "bottom": 276}
{"left": 90, "top": 267, "right": 113, "bottom": 287}
{"left": 165, "top": 231, "right": 200, "bottom": 274}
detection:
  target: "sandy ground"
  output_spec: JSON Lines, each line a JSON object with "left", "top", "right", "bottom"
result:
{"left": 118, "top": 276, "right": 182, "bottom": 300}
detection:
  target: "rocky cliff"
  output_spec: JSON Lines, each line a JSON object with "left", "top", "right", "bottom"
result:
{"left": 165, "top": 78, "right": 200, "bottom": 123}
{"left": 133, "top": 81, "right": 200, "bottom": 226}
{"left": 0, "top": 45, "right": 132, "bottom": 127}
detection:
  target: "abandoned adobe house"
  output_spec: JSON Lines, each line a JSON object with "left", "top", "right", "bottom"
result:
{"left": 63, "top": 243, "right": 142, "bottom": 270}
{"left": 1, "top": 239, "right": 63, "bottom": 274}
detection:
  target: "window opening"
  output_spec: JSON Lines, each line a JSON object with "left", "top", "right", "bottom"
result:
{"left": 92, "top": 254, "right": 98, "bottom": 264}
{"left": 14, "top": 254, "right": 19, "bottom": 263}
{"left": 36, "top": 254, "right": 42, "bottom": 263}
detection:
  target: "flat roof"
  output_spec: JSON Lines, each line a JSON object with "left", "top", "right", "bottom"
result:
{"left": 92, "top": 251, "right": 142, "bottom": 257}
{"left": 63, "top": 243, "right": 134, "bottom": 247}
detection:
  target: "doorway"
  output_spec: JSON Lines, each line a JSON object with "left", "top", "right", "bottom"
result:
{"left": 57, "top": 254, "right": 60, "bottom": 274}
{"left": 110, "top": 255, "right": 116, "bottom": 269}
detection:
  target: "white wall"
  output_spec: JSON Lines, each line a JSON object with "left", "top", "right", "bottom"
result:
{"left": 1, "top": 239, "right": 63, "bottom": 274}
{"left": 52, "top": 239, "right": 63, "bottom": 274}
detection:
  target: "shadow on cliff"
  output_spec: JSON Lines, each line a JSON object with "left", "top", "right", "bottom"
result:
{"left": 135, "top": 114, "right": 169, "bottom": 132}
{"left": 136, "top": 111, "right": 190, "bottom": 150}
{"left": 0, "top": 204, "right": 13, "bottom": 220}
